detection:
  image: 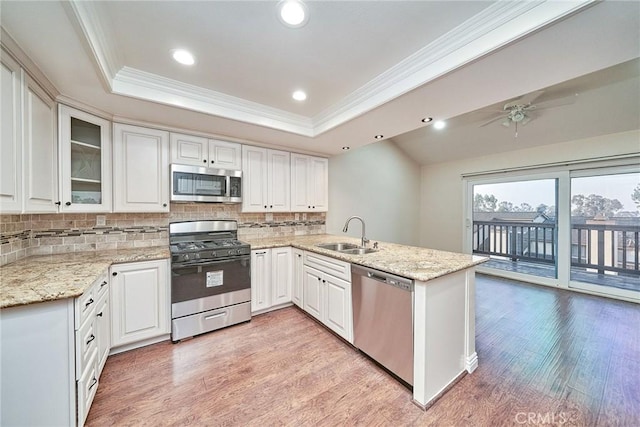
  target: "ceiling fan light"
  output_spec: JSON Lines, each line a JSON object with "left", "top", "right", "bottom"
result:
{"left": 171, "top": 49, "right": 195, "bottom": 65}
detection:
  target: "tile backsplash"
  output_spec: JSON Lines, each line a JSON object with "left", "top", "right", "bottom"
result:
{"left": 0, "top": 203, "right": 325, "bottom": 265}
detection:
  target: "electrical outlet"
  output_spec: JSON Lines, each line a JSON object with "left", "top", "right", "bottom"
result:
{"left": 96, "top": 215, "right": 106, "bottom": 226}
{"left": 302, "top": 213, "right": 307, "bottom": 220}
{"left": 294, "top": 213, "right": 300, "bottom": 221}
{"left": 265, "top": 213, "right": 273, "bottom": 222}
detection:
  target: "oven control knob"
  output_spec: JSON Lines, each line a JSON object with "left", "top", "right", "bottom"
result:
{"left": 194, "top": 253, "right": 200, "bottom": 259}
{"left": 211, "top": 251, "right": 216, "bottom": 258}
{"left": 183, "top": 254, "right": 190, "bottom": 261}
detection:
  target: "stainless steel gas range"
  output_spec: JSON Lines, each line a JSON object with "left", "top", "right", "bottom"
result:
{"left": 169, "top": 220, "right": 251, "bottom": 342}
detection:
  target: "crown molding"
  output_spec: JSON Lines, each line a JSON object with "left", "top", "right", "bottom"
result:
{"left": 112, "top": 67, "right": 315, "bottom": 136}
{"left": 1, "top": 27, "right": 59, "bottom": 100}
{"left": 68, "top": 0, "right": 595, "bottom": 138}
{"left": 310, "top": 0, "right": 596, "bottom": 134}
{"left": 65, "top": 0, "right": 121, "bottom": 89}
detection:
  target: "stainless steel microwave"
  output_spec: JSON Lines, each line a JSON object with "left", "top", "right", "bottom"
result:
{"left": 170, "top": 164, "right": 242, "bottom": 203}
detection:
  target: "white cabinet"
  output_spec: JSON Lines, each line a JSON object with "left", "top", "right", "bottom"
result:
{"left": 0, "top": 50, "right": 22, "bottom": 213}
{"left": 302, "top": 251, "right": 353, "bottom": 343}
{"left": 74, "top": 272, "right": 109, "bottom": 426}
{"left": 292, "top": 248, "right": 304, "bottom": 308}
{"left": 23, "top": 73, "right": 58, "bottom": 213}
{"left": 110, "top": 259, "right": 170, "bottom": 349}
{"left": 113, "top": 123, "right": 170, "bottom": 212}
{"left": 242, "top": 145, "right": 290, "bottom": 212}
{"left": 58, "top": 105, "right": 112, "bottom": 212}
{"left": 291, "top": 154, "right": 329, "bottom": 212}
{"left": 250, "top": 249, "right": 272, "bottom": 313}
{"left": 0, "top": 271, "right": 111, "bottom": 427}
{"left": 170, "top": 133, "right": 241, "bottom": 170}
{"left": 250, "top": 247, "right": 293, "bottom": 314}
{"left": 271, "top": 247, "right": 293, "bottom": 306}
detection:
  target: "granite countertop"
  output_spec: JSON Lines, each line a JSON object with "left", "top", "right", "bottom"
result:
{"left": 0, "top": 247, "right": 170, "bottom": 309}
{"left": 244, "top": 234, "right": 487, "bottom": 283}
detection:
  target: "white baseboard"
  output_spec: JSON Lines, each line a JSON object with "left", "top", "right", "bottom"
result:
{"left": 466, "top": 352, "right": 479, "bottom": 373}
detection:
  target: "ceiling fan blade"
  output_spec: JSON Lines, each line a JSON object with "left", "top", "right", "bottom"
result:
{"left": 479, "top": 114, "right": 507, "bottom": 127}
{"left": 503, "top": 90, "right": 545, "bottom": 109}
{"left": 519, "top": 90, "right": 545, "bottom": 105}
{"left": 534, "top": 93, "right": 579, "bottom": 110}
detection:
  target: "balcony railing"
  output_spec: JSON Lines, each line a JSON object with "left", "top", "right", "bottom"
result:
{"left": 472, "top": 220, "right": 640, "bottom": 277}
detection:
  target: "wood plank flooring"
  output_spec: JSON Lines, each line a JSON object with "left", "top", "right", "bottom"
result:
{"left": 86, "top": 275, "right": 640, "bottom": 426}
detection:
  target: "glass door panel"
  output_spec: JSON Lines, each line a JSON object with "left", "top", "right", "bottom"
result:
{"left": 570, "top": 172, "right": 640, "bottom": 294}
{"left": 472, "top": 178, "right": 558, "bottom": 280}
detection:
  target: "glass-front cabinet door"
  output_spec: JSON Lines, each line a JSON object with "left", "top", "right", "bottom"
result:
{"left": 58, "top": 105, "right": 112, "bottom": 212}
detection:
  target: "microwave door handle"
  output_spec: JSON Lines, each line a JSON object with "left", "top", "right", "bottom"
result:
{"left": 225, "top": 175, "right": 231, "bottom": 197}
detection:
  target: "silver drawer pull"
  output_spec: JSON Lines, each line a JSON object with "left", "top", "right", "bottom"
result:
{"left": 204, "top": 312, "right": 227, "bottom": 321}
{"left": 86, "top": 334, "right": 95, "bottom": 345}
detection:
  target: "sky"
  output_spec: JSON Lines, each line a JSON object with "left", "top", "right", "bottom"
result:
{"left": 474, "top": 172, "right": 640, "bottom": 213}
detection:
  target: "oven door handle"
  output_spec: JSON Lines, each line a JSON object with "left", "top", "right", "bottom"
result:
{"left": 172, "top": 255, "right": 250, "bottom": 269}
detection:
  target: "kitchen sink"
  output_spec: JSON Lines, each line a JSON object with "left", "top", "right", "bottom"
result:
{"left": 340, "top": 248, "right": 378, "bottom": 255}
{"left": 316, "top": 242, "right": 360, "bottom": 251}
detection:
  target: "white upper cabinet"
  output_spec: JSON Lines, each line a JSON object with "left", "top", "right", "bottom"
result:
{"left": 209, "top": 139, "right": 242, "bottom": 170}
{"left": 58, "top": 105, "right": 112, "bottom": 212}
{"left": 290, "top": 153, "right": 328, "bottom": 212}
{"left": 22, "top": 73, "right": 58, "bottom": 213}
{"left": 242, "top": 145, "right": 290, "bottom": 212}
{"left": 0, "top": 50, "right": 22, "bottom": 213}
{"left": 113, "top": 123, "right": 169, "bottom": 212}
{"left": 170, "top": 133, "right": 241, "bottom": 170}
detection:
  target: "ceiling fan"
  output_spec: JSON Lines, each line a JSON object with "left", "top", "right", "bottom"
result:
{"left": 480, "top": 90, "right": 578, "bottom": 137}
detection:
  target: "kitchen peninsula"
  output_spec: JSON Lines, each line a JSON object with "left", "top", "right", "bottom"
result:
{"left": 244, "top": 234, "right": 487, "bottom": 408}
{"left": 0, "top": 235, "right": 485, "bottom": 419}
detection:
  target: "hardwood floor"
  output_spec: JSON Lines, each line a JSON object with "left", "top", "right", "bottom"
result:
{"left": 86, "top": 275, "right": 640, "bottom": 426}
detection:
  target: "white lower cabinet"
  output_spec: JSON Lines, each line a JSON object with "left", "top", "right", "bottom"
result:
{"left": 110, "top": 259, "right": 170, "bottom": 350}
{"left": 250, "top": 247, "right": 292, "bottom": 314}
{"left": 302, "top": 251, "right": 353, "bottom": 343}
{"left": 0, "top": 271, "right": 110, "bottom": 427}
{"left": 292, "top": 248, "right": 304, "bottom": 308}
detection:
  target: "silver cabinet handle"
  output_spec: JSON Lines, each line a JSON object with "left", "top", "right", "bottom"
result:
{"left": 88, "top": 377, "right": 97, "bottom": 390}
{"left": 100, "top": 281, "right": 107, "bottom": 287}
{"left": 204, "top": 312, "right": 227, "bottom": 321}
{"left": 86, "top": 334, "right": 95, "bottom": 345}
{"left": 85, "top": 298, "right": 94, "bottom": 308}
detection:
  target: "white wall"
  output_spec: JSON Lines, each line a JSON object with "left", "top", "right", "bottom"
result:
{"left": 420, "top": 130, "right": 640, "bottom": 253}
{"left": 327, "top": 139, "right": 421, "bottom": 246}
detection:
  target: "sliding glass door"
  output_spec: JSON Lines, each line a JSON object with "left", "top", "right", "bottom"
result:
{"left": 472, "top": 179, "right": 558, "bottom": 281}
{"left": 569, "top": 170, "right": 640, "bottom": 297}
{"left": 466, "top": 164, "right": 639, "bottom": 301}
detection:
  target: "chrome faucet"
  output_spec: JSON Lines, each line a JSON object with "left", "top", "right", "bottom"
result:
{"left": 343, "top": 216, "right": 369, "bottom": 248}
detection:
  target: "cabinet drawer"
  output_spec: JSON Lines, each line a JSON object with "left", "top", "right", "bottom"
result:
{"left": 77, "top": 351, "right": 99, "bottom": 427}
{"left": 304, "top": 251, "right": 351, "bottom": 282}
{"left": 75, "top": 288, "right": 96, "bottom": 330}
{"left": 95, "top": 272, "right": 109, "bottom": 300}
{"left": 75, "top": 315, "right": 98, "bottom": 377}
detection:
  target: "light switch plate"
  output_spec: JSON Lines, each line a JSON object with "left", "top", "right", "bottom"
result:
{"left": 96, "top": 215, "right": 106, "bottom": 226}
{"left": 265, "top": 213, "right": 273, "bottom": 222}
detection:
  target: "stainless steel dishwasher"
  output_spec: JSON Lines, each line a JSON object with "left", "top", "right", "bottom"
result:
{"left": 351, "top": 265, "right": 414, "bottom": 386}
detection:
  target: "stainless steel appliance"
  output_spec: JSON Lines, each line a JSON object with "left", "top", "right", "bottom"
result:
{"left": 170, "top": 220, "right": 251, "bottom": 341}
{"left": 171, "top": 164, "right": 242, "bottom": 203}
{"left": 351, "top": 265, "right": 414, "bottom": 386}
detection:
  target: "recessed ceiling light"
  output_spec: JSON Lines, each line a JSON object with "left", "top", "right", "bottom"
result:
{"left": 342, "top": 146, "right": 350, "bottom": 150}
{"left": 433, "top": 120, "right": 446, "bottom": 130}
{"left": 278, "top": 0, "right": 309, "bottom": 28}
{"left": 172, "top": 49, "right": 195, "bottom": 66}
{"left": 421, "top": 117, "right": 433, "bottom": 123}
{"left": 292, "top": 90, "right": 307, "bottom": 101}
{"left": 374, "top": 135, "right": 384, "bottom": 139}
